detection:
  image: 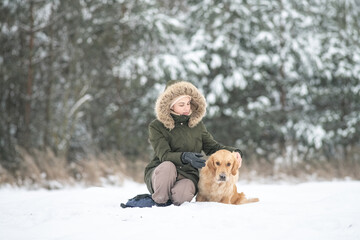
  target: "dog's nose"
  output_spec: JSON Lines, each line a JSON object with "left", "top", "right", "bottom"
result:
{"left": 219, "top": 173, "right": 226, "bottom": 181}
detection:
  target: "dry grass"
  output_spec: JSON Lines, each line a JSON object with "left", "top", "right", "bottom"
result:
{"left": 0, "top": 147, "right": 148, "bottom": 189}
{"left": 0, "top": 146, "right": 359, "bottom": 189}
{"left": 239, "top": 156, "right": 360, "bottom": 183}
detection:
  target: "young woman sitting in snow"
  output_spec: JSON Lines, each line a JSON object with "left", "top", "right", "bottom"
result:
{"left": 143, "top": 80, "right": 243, "bottom": 206}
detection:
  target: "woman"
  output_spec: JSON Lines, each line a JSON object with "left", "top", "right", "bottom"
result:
{"left": 144, "top": 80, "right": 243, "bottom": 206}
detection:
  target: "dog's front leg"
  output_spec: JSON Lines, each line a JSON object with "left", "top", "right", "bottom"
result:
{"left": 196, "top": 193, "right": 206, "bottom": 202}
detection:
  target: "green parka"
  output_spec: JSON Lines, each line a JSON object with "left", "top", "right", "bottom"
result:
{"left": 144, "top": 81, "right": 242, "bottom": 193}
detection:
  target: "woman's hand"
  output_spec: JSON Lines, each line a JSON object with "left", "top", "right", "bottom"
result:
{"left": 181, "top": 152, "right": 206, "bottom": 169}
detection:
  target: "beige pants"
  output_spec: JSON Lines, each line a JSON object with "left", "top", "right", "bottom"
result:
{"left": 151, "top": 161, "right": 195, "bottom": 206}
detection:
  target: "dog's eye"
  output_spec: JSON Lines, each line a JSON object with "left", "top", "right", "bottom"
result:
{"left": 216, "top": 162, "right": 220, "bottom": 166}
{"left": 226, "top": 163, "right": 231, "bottom": 167}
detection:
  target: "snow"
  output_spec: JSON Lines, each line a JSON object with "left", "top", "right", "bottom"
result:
{"left": 68, "top": 94, "right": 93, "bottom": 119}
{"left": 294, "top": 121, "right": 327, "bottom": 149}
{"left": 1, "top": 181, "right": 359, "bottom": 240}
{"left": 254, "top": 54, "right": 271, "bottom": 67}
{"left": 211, "top": 74, "right": 224, "bottom": 96}
{"left": 183, "top": 50, "right": 210, "bottom": 75}
{"left": 247, "top": 96, "right": 271, "bottom": 111}
{"left": 210, "top": 54, "right": 222, "bottom": 69}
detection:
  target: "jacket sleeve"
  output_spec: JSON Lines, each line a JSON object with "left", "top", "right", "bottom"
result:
{"left": 201, "top": 122, "right": 243, "bottom": 157}
{"left": 148, "top": 121, "right": 183, "bottom": 166}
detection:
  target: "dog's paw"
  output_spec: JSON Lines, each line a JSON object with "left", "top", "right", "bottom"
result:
{"left": 248, "top": 197, "right": 259, "bottom": 203}
{"left": 239, "top": 192, "right": 246, "bottom": 198}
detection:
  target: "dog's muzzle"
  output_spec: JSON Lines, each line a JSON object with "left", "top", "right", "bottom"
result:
{"left": 218, "top": 173, "right": 227, "bottom": 182}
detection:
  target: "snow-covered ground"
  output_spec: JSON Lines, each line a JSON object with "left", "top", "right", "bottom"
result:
{"left": 0, "top": 180, "right": 359, "bottom": 240}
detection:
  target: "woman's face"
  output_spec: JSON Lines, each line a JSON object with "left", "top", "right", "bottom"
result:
{"left": 171, "top": 97, "right": 191, "bottom": 115}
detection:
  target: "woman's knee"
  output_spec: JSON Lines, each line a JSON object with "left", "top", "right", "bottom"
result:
{"left": 153, "top": 161, "right": 176, "bottom": 176}
{"left": 152, "top": 161, "right": 177, "bottom": 187}
{"left": 171, "top": 179, "right": 195, "bottom": 205}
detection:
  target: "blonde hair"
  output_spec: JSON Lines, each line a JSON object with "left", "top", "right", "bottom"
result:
{"left": 169, "top": 95, "right": 192, "bottom": 109}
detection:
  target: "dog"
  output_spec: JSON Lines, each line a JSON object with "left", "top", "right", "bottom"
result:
{"left": 196, "top": 149, "right": 259, "bottom": 205}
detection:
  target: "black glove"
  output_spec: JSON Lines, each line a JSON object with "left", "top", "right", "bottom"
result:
{"left": 181, "top": 152, "right": 206, "bottom": 169}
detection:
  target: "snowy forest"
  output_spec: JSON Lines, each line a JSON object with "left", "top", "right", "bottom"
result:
{"left": 1, "top": 0, "right": 360, "bottom": 188}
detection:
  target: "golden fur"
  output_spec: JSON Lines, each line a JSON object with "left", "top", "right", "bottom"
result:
{"left": 196, "top": 150, "right": 259, "bottom": 205}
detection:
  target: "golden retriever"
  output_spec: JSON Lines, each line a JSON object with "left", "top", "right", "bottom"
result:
{"left": 196, "top": 149, "right": 259, "bottom": 205}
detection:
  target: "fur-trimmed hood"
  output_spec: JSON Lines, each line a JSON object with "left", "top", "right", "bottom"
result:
{"left": 155, "top": 81, "right": 207, "bottom": 130}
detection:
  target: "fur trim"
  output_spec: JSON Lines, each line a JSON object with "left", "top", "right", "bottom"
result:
{"left": 155, "top": 81, "right": 207, "bottom": 130}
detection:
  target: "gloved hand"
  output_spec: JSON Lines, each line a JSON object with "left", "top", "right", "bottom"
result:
{"left": 181, "top": 152, "right": 206, "bottom": 169}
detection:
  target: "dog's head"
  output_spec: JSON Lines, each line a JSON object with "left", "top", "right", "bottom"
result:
{"left": 207, "top": 149, "right": 241, "bottom": 182}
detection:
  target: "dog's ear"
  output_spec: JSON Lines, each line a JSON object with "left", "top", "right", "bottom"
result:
{"left": 231, "top": 159, "right": 239, "bottom": 175}
{"left": 231, "top": 153, "right": 240, "bottom": 175}
{"left": 207, "top": 155, "right": 216, "bottom": 172}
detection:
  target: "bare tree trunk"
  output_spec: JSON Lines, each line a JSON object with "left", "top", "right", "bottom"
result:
{"left": 277, "top": 0, "right": 287, "bottom": 167}
{"left": 43, "top": 2, "right": 55, "bottom": 149}
{"left": 24, "top": 0, "right": 34, "bottom": 148}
